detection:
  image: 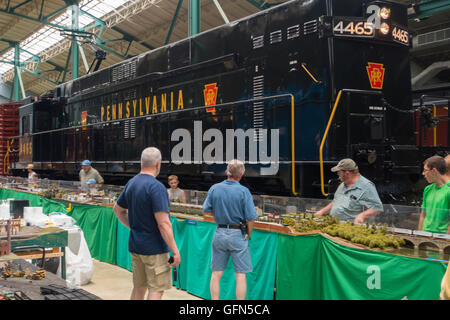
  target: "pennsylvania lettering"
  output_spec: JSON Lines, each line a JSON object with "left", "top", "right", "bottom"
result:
{"left": 100, "top": 90, "right": 184, "bottom": 122}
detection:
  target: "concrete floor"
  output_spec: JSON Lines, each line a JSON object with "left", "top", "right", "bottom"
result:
{"left": 81, "top": 259, "right": 203, "bottom": 300}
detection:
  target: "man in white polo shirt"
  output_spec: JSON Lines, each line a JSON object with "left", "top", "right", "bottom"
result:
{"left": 315, "top": 158, "right": 383, "bottom": 224}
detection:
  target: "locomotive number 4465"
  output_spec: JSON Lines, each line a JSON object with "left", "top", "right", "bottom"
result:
{"left": 333, "top": 19, "right": 375, "bottom": 38}
{"left": 391, "top": 26, "right": 409, "bottom": 45}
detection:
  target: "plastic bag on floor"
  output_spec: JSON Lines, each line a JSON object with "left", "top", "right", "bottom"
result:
{"left": 48, "top": 213, "right": 76, "bottom": 228}
{"left": 58, "top": 230, "right": 94, "bottom": 286}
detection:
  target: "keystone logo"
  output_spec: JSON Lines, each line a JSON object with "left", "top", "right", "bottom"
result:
{"left": 81, "top": 111, "right": 87, "bottom": 131}
{"left": 366, "top": 62, "right": 385, "bottom": 90}
{"left": 204, "top": 83, "right": 218, "bottom": 114}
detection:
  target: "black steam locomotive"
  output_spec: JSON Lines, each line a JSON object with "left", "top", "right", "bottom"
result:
{"left": 9, "top": 0, "right": 449, "bottom": 202}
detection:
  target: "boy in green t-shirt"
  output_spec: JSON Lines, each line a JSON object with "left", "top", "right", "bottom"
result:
{"left": 419, "top": 156, "right": 450, "bottom": 234}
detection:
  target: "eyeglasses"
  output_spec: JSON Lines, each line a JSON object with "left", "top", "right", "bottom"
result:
{"left": 423, "top": 168, "right": 432, "bottom": 173}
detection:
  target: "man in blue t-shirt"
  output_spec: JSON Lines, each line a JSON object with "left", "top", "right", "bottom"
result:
{"left": 203, "top": 159, "right": 258, "bottom": 300}
{"left": 113, "top": 147, "right": 180, "bottom": 300}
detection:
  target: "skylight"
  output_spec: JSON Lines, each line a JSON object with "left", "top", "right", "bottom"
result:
{"left": 0, "top": 0, "right": 129, "bottom": 76}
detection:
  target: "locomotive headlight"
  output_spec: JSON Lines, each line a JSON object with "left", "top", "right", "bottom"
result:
{"left": 380, "top": 7, "right": 391, "bottom": 19}
{"left": 380, "top": 23, "right": 390, "bottom": 35}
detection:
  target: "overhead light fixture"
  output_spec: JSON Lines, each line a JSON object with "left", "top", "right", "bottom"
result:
{"left": 407, "top": 4, "right": 417, "bottom": 18}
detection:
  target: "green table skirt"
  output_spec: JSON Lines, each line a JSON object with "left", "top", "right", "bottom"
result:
{"left": 1, "top": 188, "right": 447, "bottom": 300}
{"left": 276, "top": 234, "right": 447, "bottom": 300}
{"left": 116, "top": 218, "right": 278, "bottom": 300}
{"left": 0, "top": 188, "right": 67, "bottom": 214}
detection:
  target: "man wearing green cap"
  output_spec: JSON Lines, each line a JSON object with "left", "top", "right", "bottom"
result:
{"left": 79, "top": 160, "right": 104, "bottom": 186}
{"left": 315, "top": 158, "right": 383, "bottom": 224}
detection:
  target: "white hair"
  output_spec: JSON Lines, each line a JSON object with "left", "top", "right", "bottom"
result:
{"left": 141, "top": 147, "right": 161, "bottom": 168}
{"left": 226, "top": 159, "right": 245, "bottom": 179}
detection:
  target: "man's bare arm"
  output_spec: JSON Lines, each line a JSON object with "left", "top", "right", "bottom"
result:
{"left": 113, "top": 203, "right": 130, "bottom": 228}
{"left": 245, "top": 220, "right": 255, "bottom": 240}
{"left": 418, "top": 209, "right": 426, "bottom": 231}
{"left": 315, "top": 202, "right": 333, "bottom": 217}
{"left": 155, "top": 211, "right": 181, "bottom": 267}
{"left": 354, "top": 208, "right": 380, "bottom": 224}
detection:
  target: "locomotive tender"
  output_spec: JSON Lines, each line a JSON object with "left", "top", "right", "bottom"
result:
{"left": 9, "top": 0, "right": 446, "bottom": 201}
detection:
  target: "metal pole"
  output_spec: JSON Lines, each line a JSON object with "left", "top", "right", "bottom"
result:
{"left": 13, "top": 42, "right": 20, "bottom": 101}
{"left": 7, "top": 219, "right": 11, "bottom": 255}
{"left": 16, "top": 66, "right": 26, "bottom": 99}
{"left": 212, "top": 0, "right": 229, "bottom": 24}
{"left": 165, "top": 0, "right": 184, "bottom": 45}
{"left": 71, "top": 4, "right": 79, "bottom": 80}
{"left": 188, "top": 0, "right": 200, "bottom": 36}
{"left": 78, "top": 42, "right": 90, "bottom": 74}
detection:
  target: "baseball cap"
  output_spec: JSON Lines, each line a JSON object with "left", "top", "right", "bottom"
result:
{"left": 86, "top": 179, "right": 97, "bottom": 185}
{"left": 331, "top": 158, "right": 358, "bottom": 172}
{"left": 81, "top": 160, "right": 91, "bottom": 166}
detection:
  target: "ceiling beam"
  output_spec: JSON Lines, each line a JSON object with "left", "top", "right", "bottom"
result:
{"left": 165, "top": 0, "right": 184, "bottom": 45}
{"left": 0, "top": 3, "right": 72, "bottom": 30}
{"left": 1, "top": 0, "right": 162, "bottom": 85}
{"left": 10, "top": 0, "right": 34, "bottom": 12}
{"left": 188, "top": 0, "right": 200, "bottom": 36}
{"left": 245, "top": 0, "right": 272, "bottom": 10}
{"left": 409, "top": 0, "right": 450, "bottom": 20}
{"left": 0, "top": 0, "right": 45, "bottom": 42}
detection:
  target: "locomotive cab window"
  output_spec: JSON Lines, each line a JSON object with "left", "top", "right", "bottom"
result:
{"left": 21, "top": 114, "right": 31, "bottom": 135}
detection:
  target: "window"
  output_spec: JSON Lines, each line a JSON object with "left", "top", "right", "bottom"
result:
{"left": 21, "top": 114, "right": 31, "bottom": 135}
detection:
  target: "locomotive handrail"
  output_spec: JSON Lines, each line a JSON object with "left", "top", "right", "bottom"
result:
{"left": 319, "top": 89, "right": 383, "bottom": 197}
{"left": 7, "top": 94, "right": 293, "bottom": 138}
{"left": 301, "top": 63, "right": 321, "bottom": 84}
{"left": 290, "top": 94, "right": 297, "bottom": 196}
{"left": 8, "top": 93, "right": 299, "bottom": 196}
{"left": 419, "top": 94, "right": 450, "bottom": 108}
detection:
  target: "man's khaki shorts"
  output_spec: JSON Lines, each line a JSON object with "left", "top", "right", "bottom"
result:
{"left": 130, "top": 252, "right": 172, "bottom": 292}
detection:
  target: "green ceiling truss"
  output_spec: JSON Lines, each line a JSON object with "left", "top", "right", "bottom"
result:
{"left": 71, "top": 3, "right": 79, "bottom": 80}
{"left": 61, "top": 44, "right": 72, "bottom": 84}
{"left": 0, "top": 39, "right": 62, "bottom": 84}
{"left": 245, "top": 0, "right": 274, "bottom": 10}
{"left": 188, "top": 0, "right": 200, "bottom": 36}
{"left": 79, "top": 9, "right": 153, "bottom": 60}
{"left": 0, "top": 0, "right": 285, "bottom": 97}
{"left": 166, "top": 0, "right": 184, "bottom": 45}
{"left": 411, "top": 0, "right": 450, "bottom": 20}
{"left": 0, "top": 0, "right": 155, "bottom": 96}
{"left": 0, "top": 1, "right": 73, "bottom": 30}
